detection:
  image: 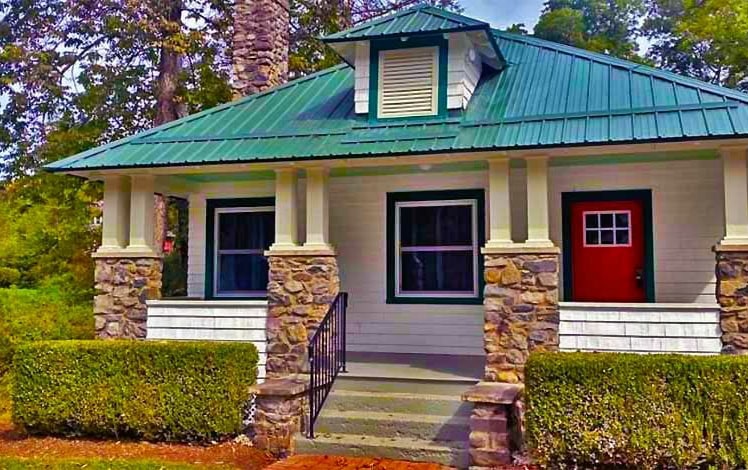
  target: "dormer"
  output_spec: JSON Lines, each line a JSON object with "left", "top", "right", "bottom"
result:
{"left": 322, "top": 5, "right": 505, "bottom": 120}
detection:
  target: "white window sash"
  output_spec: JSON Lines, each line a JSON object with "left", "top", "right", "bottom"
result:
{"left": 582, "top": 209, "right": 632, "bottom": 248}
{"left": 394, "top": 199, "right": 479, "bottom": 298}
{"left": 214, "top": 206, "right": 274, "bottom": 297}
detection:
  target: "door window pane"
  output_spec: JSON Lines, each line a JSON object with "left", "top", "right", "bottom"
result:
{"left": 583, "top": 210, "right": 631, "bottom": 247}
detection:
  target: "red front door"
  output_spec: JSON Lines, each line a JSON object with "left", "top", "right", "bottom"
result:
{"left": 570, "top": 199, "right": 646, "bottom": 302}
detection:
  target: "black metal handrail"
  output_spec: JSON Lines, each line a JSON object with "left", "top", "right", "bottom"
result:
{"left": 307, "top": 292, "right": 348, "bottom": 439}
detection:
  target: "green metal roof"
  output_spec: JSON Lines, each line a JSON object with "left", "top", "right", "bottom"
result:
{"left": 322, "top": 5, "right": 489, "bottom": 43}
{"left": 47, "top": 28, "right": 748, "bottom": 173}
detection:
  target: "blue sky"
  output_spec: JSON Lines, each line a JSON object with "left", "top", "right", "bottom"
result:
{"left": 461, "top": 0, "right": 546, "bottom": 30}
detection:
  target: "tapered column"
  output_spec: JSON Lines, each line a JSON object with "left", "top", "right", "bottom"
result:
{"left": 124, "top": 175, "right": 156, "bottom": 255}
{"left": 303, "top": 167, "right": 333, "bottom": 252}
{"left": 720, "top": 146, "right": 748, "bottom": 245}
{"left": 97, "top": 176, "right": 130, "bottom": 254}
{"left": 525, "top": 156, "right": 553, "bottom": 247}
{"left": 269, "top": 168, "right": 299, "bottom": 251}
{"left": 485, "top": 159, "right": 514, "bottom": 248}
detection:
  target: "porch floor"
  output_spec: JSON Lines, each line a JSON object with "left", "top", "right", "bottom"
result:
{"left": 344, "top": 352, "right": 483, "bottom": 382}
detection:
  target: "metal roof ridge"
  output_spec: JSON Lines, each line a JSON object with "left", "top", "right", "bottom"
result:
{"left": 44, "top": 64, "right": 351, "bottom": 170}
{"left": 493, "top": 30, "right": 748, "bottom": 104}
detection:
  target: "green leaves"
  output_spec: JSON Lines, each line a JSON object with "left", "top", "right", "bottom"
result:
{"left": 526, "top": 352, "right": 748, "bottom": 469}
{"left": 12, "top": 340, "right": 259, "bottom": 442}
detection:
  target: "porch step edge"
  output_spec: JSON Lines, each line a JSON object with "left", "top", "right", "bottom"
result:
{"left": 314, "top": 410, "right": 470, "bottom": 441}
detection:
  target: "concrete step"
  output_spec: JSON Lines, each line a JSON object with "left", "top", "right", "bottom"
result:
{"left": 323, "top": 389, "right": 473, "bottom": 417}
{"left": 335, "top": 375, "right": 477, "bottom": 396}
{"left": 296, "top": 432, "right": 469, "bottom": 468}
{"left": 314, "top": 410, "right": 470, "bottom": 442}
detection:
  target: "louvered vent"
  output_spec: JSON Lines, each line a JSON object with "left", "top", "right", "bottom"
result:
{"left": 377, "top": 46, "right": 439, "bottom": 118}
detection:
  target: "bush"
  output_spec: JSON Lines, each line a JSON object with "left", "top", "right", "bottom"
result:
{"left": 526, "top": 352, "right": 748, "bottom": 469}
{"left": 12, "top": 340, "right": 258, "bottom": 442}
{"left": 0, "top": 267, "right": 20, "bottom": 287}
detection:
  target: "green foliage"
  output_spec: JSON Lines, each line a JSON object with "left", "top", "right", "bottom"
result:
{"left": 526, "top": 352, "right": 748, "bottom": 469}
{"left": 535, "top": 0, "right": 647, "bottom": 62}
{"left": 162, "top": 251, "right": 188, "bottom": 298}
{"left": 644, "top": 0, "right": 748, "bottom": 91}
{"left": 12, "top": 340, "right": 258, "bottom": 442}
{"left": 0, "top": 268, "right": 21, "bottom": 288}
{"left": 0, "top": 287, "right": 92, "bottom": 374}
{"left": 0, "top": 457, "right": 229, "bottom": 470}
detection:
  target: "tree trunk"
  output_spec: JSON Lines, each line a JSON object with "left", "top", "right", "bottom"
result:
{"left": 153, "top": 0, "right": 185, "bottom": 255}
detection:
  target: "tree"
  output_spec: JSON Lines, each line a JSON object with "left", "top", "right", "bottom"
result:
{"left": 534, "top": 0, "right": 646, "bottom": 60}
{"left": 644, "top": 0, "right": 748, "bottom": 91}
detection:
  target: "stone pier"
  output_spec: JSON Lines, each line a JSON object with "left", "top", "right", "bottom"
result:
{"left": 93, "top": 256, "right": 162, "bottom": 339}
{"left": 482, "top": 248, "right": 560, "bottom": 383}
{"left": 715, "top": 246, "right": 748, "bottom": 354}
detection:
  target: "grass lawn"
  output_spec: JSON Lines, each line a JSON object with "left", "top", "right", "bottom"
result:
{"left": 0, "top": 456, "right": 230, "bottom": 469}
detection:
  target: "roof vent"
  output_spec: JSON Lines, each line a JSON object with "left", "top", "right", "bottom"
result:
{"left": 377, "top": 46, "right": 439, "bottom": 118}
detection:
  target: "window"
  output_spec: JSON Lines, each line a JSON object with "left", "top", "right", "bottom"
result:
{"left": 206, "top": 199, "right": 274, "bottom": 298}
{"left": 377, "top": 46, "right": 439, "bottom": 119}
{"left": 583, "top": 210, "right": 631, "bottom": 247}
{"left": 387, "top": 190, "right": 484, "bottom": 304}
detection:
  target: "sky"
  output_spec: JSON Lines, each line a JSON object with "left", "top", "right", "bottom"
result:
{"left": 461, "top": 0, "right": 546, "bottom": 31}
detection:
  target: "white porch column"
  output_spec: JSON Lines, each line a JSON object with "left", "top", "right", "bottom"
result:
{"left": 124, "top": 175, "right": 157, "bottom": 255}
{"left": 96, "top": 176, "right": 130, "bottom": 254}
{"left": 269, "top": 168, "right": 299, "bottom": 250}
{"left": 525, "top": 156, "right": 553, "bottom": 247}
{"left": 720, "top": 146, "right": 748, "bottom": 245}
{"left": 303, "top": 167, "right": 333, "bottom": 252}
{"left": 485, "top": 158, "right": 514, "bottom": 248}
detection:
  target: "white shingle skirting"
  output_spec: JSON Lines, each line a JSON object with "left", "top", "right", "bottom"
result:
{"left": 559, "top": 302, "right": 721, "bottom": 354}
{"left": 146, "top": 299, "right": 268, "bottom": 379}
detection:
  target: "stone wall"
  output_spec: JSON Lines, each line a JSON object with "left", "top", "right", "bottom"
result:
{"left": 266, "top": 254, "right": 340, "bottom": 377}
{"left": 93, "top": 257, "right": 163, "bottom": 339}
{"left": 715, "top": 248, "right": 748, "bottom": 354}
{"left": 232, "top": 0, "right": 289, "bottom": 97}
{"left": 483, "top": 251, "right": 560, "bottom": 383}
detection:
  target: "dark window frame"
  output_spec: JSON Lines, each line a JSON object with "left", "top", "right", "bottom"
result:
{"left": 386, "top": 189, "right": 485, "bottom": 305}
{"left": 204, "top": 197, "right": 275, "bottom": 300}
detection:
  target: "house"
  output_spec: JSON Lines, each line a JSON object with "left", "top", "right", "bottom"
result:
{"left": 46, "top": 4, "right": 748, "bottom": 466}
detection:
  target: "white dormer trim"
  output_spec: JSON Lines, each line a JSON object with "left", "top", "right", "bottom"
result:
{"left": 354, "top": 41, "right": 371, "bottom": 115}
{"left": 377, "top": 46, "right": 439, "bottom": 119}
{"left": 448, "top": 34, "right": 482, "bottom": 110}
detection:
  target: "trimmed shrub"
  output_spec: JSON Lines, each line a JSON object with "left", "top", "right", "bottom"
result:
{"left": 526, "top": 352, "right": 748, "bottom": 469}
{"left": 0, "top": 267, "right": 20, "bottom": 287}
{"left": 12, "top": 340, "right": 258, "bottom": 442}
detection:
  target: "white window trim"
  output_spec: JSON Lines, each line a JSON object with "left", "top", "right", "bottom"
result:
{"left": 377, "top": 46, "right": 439, "bottom": 119}
{"left": 582, "top": 209, "right": 632, "bottom": 248}
{"left": 213, "top": 206, "right": 274, "bottom": 298}
{"left": 394, "top": 199, "right": 479, "bottom": 299}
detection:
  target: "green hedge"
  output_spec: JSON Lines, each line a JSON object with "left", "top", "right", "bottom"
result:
{"left": 12, "top": 340, "right": 258, "bottom": 442}
{"left": 526, "top": 352, "right": 748, "bottom": 469}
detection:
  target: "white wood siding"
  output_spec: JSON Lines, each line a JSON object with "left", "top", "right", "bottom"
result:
{"left": 559, "top": 302, "right": 721, "bottom": 354}
{"left": 329, "top": 171, "right": 491, "bottom": 356}
{"left": 354, "top": 42, "right": 370, "bottom": 115}
{"left": 146, "top": 299, "right": 269, "bottom": 379}
{"left": 548, "top": 158, "right": 723, "bottom": 303}
{"left": 448, "top": 34, "right": 482, "bottom": 109}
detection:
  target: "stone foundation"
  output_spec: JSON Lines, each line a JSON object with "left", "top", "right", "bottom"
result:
{"left": 715, "top": 247, "right": 748, "bottom": 354}
{"left": 266, "top": 253, "right": 340, "bottom": 377}
{"left": 483, "top": 250, "right": 560, "bottom": 383}
{"left": 253, "top": 376, "right": 309, "bottom": 458}
{"left": 93, "top": 256, "right": 162, "bottom": 339}
{"left": 462, "top": 382, "right": 523, "bottom": 469}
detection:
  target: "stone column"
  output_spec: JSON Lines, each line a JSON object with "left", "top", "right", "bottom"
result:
{"left": 232, "top": 0, "right": 289, "bottom": 97}
{"left": 715, "top": 246, "right": 748, "bottom": 354}
{"left": 462, "top": 382, "right": 524, "bottom": 469}
{"left": 482, "top": 247, "right": 560, "bottom": 384}
{"left": 93, "top": 256, "right": 162, "bottom": 339}
{"left": 253, "top": 376, "right": 309, "bottom": 458}
{"left": 265, "top": 253, "right": 340, "bottom": 377}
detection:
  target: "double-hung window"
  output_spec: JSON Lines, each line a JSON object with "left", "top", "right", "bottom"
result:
{"left": 207, "top": 199, "right": 274, "bottom": 298}
{"left": 387, "top": 190, "right": 484, "bottom": 304}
